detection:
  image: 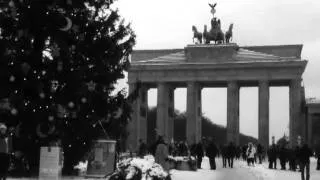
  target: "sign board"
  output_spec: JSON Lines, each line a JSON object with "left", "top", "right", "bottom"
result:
{"left": 86, "top": 140, "right": 116, "bottom": 178}
{"left": 39, "top": 147, "right": 63, "bottom": 180}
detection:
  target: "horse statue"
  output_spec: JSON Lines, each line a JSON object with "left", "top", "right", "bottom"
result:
{"left": 225, "top": 23, "right": 233, "bottom": 43}
{"left": 192, "top": 25, "right": 202, "bottom": 44}
{"left": 203, "top": 18, "right": 224, "bottom": 44}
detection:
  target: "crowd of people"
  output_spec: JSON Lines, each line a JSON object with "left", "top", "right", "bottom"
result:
{"left": 137, "top": 135, "right": 320, "bottom": 180}
{"left": 2, "top": 120, "right": 320, "bottom": 180}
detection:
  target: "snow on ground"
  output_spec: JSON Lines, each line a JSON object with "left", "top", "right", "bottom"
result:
{"left": 7, "top": 157, "right": 320, "bottom": 180}
{"left": 171, "top": 157, "right": 320, "bottom": 180}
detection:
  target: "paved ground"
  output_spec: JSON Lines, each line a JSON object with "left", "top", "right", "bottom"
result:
{"left": 7, "top": 157, "right": 320, "bottom": 180}
{"left": 172, "top": 157, "right": 320, "bottom": 180}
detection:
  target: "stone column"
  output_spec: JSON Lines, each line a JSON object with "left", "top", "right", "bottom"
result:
{"left": 139, "top": 86, "right": 149, "bottom": 143}
{"left": 289, "top": 79, "right": 301, "bottom": 146}
{"left": 258, "top": 80, "right": 269, "bottom": 147}
{"left": 227, "top": 81, "right": 240, "bottom": 145}
{"left": 186, "top": 82, "right": 202, "bottom": 145}
{"left": 168, "top": 87, "right": 175, "bottom": 142}
{"left": 157, "top": 82, "right": 169, "bottom": 141}
{"left": 307, "top": 113, "right": 313, "bottom": 145}
{"left": 126, "top": 83, "right": 148, "bottom": 151}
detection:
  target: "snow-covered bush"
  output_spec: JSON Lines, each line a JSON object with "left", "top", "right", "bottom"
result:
{"left": 109, "top": 155, "right": 171, "bottom": 180}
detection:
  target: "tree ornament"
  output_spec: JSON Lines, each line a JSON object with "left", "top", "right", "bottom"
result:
{"left": 11, "top": 108, "right": 18, "bottom": 115}
{"left": 48, "top": 116, "right": 54, "bottom": 121}
{"left": 39, "top": 92, "right": 45, "bottom": 99}
{"left": 8, "top": 0, "right": 15, "bottom": 7}
{"left": 67, "top": 0, "right": 72, "bottom": 5}
{"left": 68, "top": 101, "right": 75, "bottom": 108}
{"left": 9, "top": 75, "right": 15, "bottom": 82}
{"left": 51, "top": 80, "right": 59, "bottom": 92}
{"left": 87, "top": 81, "right": 96, "bottom": 92}
{"left": 81, "top": 97, "right": 87, "bottom": 103}
{"left": 21, "top": 62, "right": 31, "bottom": 75}
{"left": 60, "top": 17, "right": 73, "bottom": 31}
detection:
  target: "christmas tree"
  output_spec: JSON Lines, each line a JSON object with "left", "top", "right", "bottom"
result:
{"left": 0, "top": 0, "right": 136, "bottom": 174}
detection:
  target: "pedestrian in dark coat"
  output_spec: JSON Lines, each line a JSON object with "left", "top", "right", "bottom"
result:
{"left": 227, "top": 142, "right": 236, "bottom": 168}
{"left": 288, "top": 146, "right": 297, "bottom": 171}
{"left": 268, "top": 143, "right": 278, "bottom": 169}
{"left": 221, "top": 144, "right": 228, "bottom": 168}
{"left": 297, "top": 144, "right": 313, "bottom": 180}
{"left": 0, "top": 123, "right": 11, "bottom": 180}
{"left": 206, "top": 139, "right": 218, "bottom": 170}
{"left": 195, "top": 141, "right": 204, "bottom": 169}
{"left": 315, "top": 143, "right": 320, "bottom": 170}
{"left": 178, "top": 141, "right": 189, "bottom": 156}
{"left": 279, "top": 144, "right": 288, "bottom": 170}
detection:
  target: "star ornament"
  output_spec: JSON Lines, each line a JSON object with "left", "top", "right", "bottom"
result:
{"left": 87, "top": 81, "right": 96, "bottom": 92}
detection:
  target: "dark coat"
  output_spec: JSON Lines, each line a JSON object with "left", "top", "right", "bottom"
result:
{"left": 206, "top": 142, "right": 218, "bottom": 159}
{"left": 227, "top": 143, "right": 237, "bottom": 158}
{"left": 279, "top": 146, "right": 288, "bottom": 160}
{"left": 257, "top": 144, "right": 263, "bottom": 154}
{"left": 195, "top": 143, "right": 204, "bottom": 157}
{"left": 297, "top": 144, "right": 313, "bottom": 163}
{"left": 268, "top": 144, "right": 278, "bottom": 160}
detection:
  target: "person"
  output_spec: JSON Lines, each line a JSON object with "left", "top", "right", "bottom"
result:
{"left": 279, "top": 144, "right": 288, "bottom": 170}
{"left": 221, "top": 144, "right": 228, "bottom": 168}
{"left": 246, "top": 142, "right": 256, "bottom": 166}
{"left": 315, "top": 142, "right": 320, "bottom": 170}
{"left": 268, "top": 142, "right": 278, "bottom": 169}
{"left": 242, "top": 144, "right": 248, "bottom": 161}
{"left": 178, "top": 141, "right": 189, "bottom": 156}
{"left": 227, "top": 142, "right": 236, "bottom": 168}
{"left": 195, "top": 140, "right": 204, "bottom": 169}
{"left": 206, "top": 138, "right": 218, "bottom": 170}
{"left": 155, "top": 136, "right": 169, "bottom": 171}
{"left": 256, "top": 143, "right": 264, "bottom": 164}
{"left": 288, "top": 145, "right": 297, "bottom": 171}
{"left": 138, "top": 139, "right": 147, "bottom": 158}
{"left": 0, "top": 123, "right": 11, "bottom": 180}
{"left": 297, "top": 143, "right": 313, "bottom": 180}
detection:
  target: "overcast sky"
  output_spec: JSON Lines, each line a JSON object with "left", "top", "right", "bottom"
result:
{"left": 114, "top": 0, "right": 320, "bottom": 142}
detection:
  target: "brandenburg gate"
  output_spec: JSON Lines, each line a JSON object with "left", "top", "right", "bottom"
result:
{"left": 126, "top": 44, "right": 308, "bottom": 150}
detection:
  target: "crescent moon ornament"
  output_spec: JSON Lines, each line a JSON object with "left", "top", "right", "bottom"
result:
{"left": 59, "top": 17, "right": 72, "bottom": 31}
